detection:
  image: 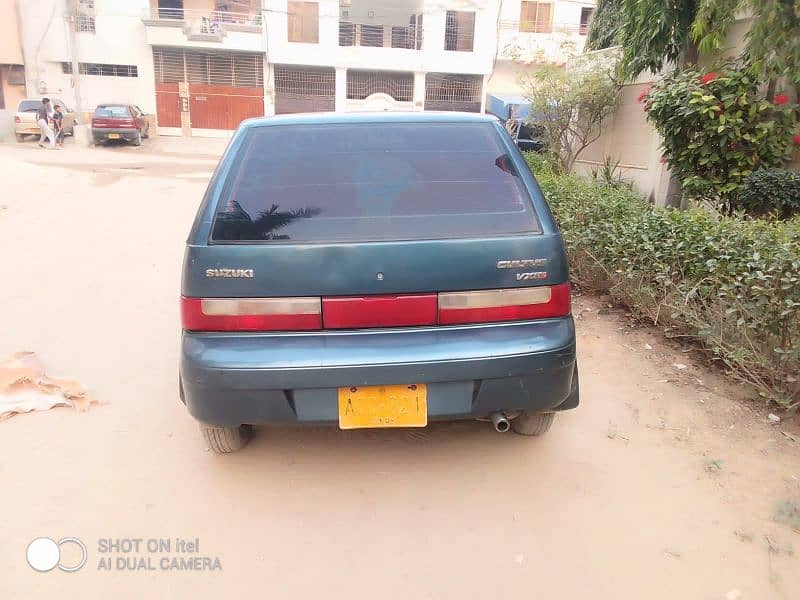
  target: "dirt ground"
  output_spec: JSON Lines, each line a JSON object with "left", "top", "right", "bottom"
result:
{"left": 1, "top": 137, "right": 799, "bottom": 600}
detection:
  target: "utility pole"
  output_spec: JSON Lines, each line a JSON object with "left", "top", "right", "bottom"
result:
{"left": 66, "top": 0, "right": 84, "bottom": 123}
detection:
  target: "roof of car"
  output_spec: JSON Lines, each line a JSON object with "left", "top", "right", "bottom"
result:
{"left": 242, "top": 111, "right": 499, "bottom": 128}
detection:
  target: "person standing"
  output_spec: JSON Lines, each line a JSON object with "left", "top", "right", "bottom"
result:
{"left": 52, "top": 104, "right": 65, "bottom": 147}
{"left": 37, "top": 98, "right": 56, "bottom": 149}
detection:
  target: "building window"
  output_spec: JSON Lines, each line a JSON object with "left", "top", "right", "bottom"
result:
{"left": 75, "top": 0, "right": 96, "bottom": 32}
{"left": 579, "top": 7, "right": 594, "bottom": 35}
{"left": 519, "top": 1, "right": 552, "bottom": 34}
{"left": 346, "top": 70, "right": 414, "bottom": 102}
{"left": 287, "top": 1, "right": 319, "bottom": 43}
{"left": 62, "top": 62, "right": 139, "bottom": 77}
{"left": 444, "top": 11, "right": 475, "bottom": 52}
{"left": 273, "top": 65, "right": 335, "bottom": 113}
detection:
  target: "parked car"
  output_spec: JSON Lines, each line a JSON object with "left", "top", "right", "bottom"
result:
{"left": 91, "top": 104, "right": 150, "bottom": 146}
{"left": 180, "top": 112, "right": 579, "bottom": 453}
{"left": 14, "top": 98, "right": 76, "bottom": 142}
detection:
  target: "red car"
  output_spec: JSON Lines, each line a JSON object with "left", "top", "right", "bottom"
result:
{"left": 91, "top": 104, "right": 150, "bottom": 146}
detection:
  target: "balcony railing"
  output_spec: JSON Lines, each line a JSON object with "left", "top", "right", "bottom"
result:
{"left": 338, "top": 20, "right": 423, "bottom": 50}
{"left": 145, "top": 7, "right": 262, "bottom": 32}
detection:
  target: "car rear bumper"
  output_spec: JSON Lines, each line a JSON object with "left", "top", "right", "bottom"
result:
{"left": 16, "top": 124, "right": 41, "bottom": 135}
{"left": 180, "top": 318, "right": 579, "bottom": 427}
{"left": 92, "top": 128, "right": 139, "bottom": 142}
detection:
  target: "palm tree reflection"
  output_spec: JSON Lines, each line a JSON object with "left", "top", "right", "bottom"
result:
{"left": 213, "top": 201, "right": 322, "bottom": 241}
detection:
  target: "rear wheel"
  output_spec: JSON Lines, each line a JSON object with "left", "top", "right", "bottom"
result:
{"left": 200, "top": 423, "right": 251, "bottom": 454}
{"left": 142, "top": 124, "right": 150, "bottom": 139}
{"left": 132, "top": 130, "right": 142, "bottom": 146}
{"left": 15, "top": 134, "right": 25, "bottom": 143}
{"left": 511, "top": 411, "right": 555, "bottom": 436}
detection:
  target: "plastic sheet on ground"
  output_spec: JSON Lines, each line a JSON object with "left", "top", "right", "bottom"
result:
{"left": 0, "top": 352, "right": 98, "bottom": 420}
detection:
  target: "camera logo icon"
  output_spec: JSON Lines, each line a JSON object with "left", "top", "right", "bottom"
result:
{"left": 26, "top": 537, "right": 87, "bottom": 573}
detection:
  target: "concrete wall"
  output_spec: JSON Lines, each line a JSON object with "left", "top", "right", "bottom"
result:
{"left": 18, "top": 0, "right": 158, "bottom": 115}
{"left": 0, "top": 0, "right": 25, "bottom": 65}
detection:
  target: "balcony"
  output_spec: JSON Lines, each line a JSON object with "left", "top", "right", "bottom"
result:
{"left": 143, "top": 2, "right": 264, "bottom": 51}
{"left": 338, "top": 19, "right": 423, "bottom": 50}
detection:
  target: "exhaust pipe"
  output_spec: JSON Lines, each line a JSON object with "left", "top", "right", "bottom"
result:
{"left": 490, "top": 412, "right": 510, "bottom": 433}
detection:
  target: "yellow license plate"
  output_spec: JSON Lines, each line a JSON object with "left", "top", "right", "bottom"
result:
{"left": 108, "top": 133, "right": 120, "bottom": 139}
{"left": 338, "top": 384, "right": 427, "bottom": 429}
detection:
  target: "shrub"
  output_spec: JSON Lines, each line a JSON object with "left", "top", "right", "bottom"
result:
{"left": 738, "top": 168, "right": 800, "bottom": 218}
{"left": 644, "top": 65, "right": 798, "bottom": 212}
{"left": 524, "top": 153, "right": 800, "bottom": 408}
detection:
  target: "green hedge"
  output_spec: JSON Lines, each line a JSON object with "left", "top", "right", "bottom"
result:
{"left": 524, "top": 153, "right": 800, "bottom": 408}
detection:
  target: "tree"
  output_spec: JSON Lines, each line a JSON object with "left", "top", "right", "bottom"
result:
{"left": 585, "top": 0, "right": 624, "bottom": 51}
{"left": 521, "top": 61, "right": 621, "bottom": 173}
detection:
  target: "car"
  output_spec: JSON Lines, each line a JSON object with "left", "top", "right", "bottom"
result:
{"left": 179, "top": 112, "right": 579, "bottom": 453}
{"left": 14, "top": 98, "right": 76, "bottom": 142}
{"left": 91, "top": 104, "right": 150, "bottom": 146}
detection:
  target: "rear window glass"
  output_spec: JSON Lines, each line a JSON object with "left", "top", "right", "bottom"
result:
{"left": 18, "top": 100, "right": 41, "bottom": 112}
{"left": 211, "top": 122, "right": 540, "bottom": 243}
{"left": 95, "top": 106, "right": 130, "bottom": 118}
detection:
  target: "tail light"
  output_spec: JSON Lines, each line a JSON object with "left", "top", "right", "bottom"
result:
{"left": 14, "top": 115, "right": 21, "bottom": 123}
{"left": 182, "top": 284, "right": 570, "bottom": 332}
{"left": 181, "top": 297, "right": 321, "bottom": 332}
{"left": 118, "top": 119, "right": 137, "bottom": 129}
{"left": 438, "top": 283, "right": 571, "bottom": 325}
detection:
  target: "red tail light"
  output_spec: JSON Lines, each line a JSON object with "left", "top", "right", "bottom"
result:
{"left": 182, "top": 284, "right": 570, "bottom": 332}
{"left": 14, "top": 116, "right": 21, "bottom": 123}
{"left": 438, "top": 283, "right": 571, "bottom": 325}
{"left": 181, "top": 297, "right": 321, "bottom": 332}
{"left": 323, "top": 294, "right": 437, "bottom": 329}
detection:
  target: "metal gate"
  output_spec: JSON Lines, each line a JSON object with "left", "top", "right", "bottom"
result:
{"left": 273, "top": 65, "right": 335, "bottom": 114}
{"left": 153, "top": 47, "right": 264, "bottom": 130}
{"left": 424, "top": 73, "right": 482, "bottom": 112}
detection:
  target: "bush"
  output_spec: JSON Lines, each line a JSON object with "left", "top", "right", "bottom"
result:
{"left": 738, "top": 169, "right": 800, "bottom": 218}
{"left": 644, "top": 65, "right": 798, "bottom": 212}
{"left": 524, "top": 153, "right": 800, "bottom": 408}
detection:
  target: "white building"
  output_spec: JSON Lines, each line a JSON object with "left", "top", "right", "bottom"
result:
{"left": 15, "top": 0, "right": 593, "bottom": 136}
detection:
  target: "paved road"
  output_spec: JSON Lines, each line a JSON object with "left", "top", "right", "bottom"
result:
{"left": 1, "top": 139, "right": 798, "bottom": 599}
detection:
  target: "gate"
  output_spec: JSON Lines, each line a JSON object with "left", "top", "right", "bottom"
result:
{"left": 153, "top": 48, "right": 264, "bottom": 131}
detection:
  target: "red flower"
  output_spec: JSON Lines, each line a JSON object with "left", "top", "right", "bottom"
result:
{"left": 775, "top": 94, "right": 789, "bottom": 105}
{"left": 794, "top": 133, "right": 800, "bottom": 145}
{"left": 729, "top": 142, "right": 738, "bottom": 150}
{"left": 700, "top": 72, "right": 719, "bottom": 84}
{"left": 636, "top": 84, "right": 652, "bottom": 105}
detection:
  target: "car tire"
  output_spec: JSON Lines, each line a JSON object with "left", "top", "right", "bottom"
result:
{"left": 200, "top": 424, "right": 251, "bottom": 454}
{"left": 511, "top": 411, "right": 555, "bottom": 436}
{"left": 15, "top": 134, "right": 25, "bottom": 143}
{"left": 93, "top": 137, "right": 103, "bottom": 146}
{"left": 132, "top": 130, "right": 142, "bottom": 146}
{"left": 142, "top": 124, "right": 150, "bottom": 139}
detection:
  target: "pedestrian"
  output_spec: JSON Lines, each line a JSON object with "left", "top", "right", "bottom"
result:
{"left": 52, "top": 104, "right": 65, "bottom": 147}
{"left": 37, "top": 97, "right": 56, "bottom": 149}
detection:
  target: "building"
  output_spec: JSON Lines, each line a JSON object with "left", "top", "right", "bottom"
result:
{"left": 0, "top": 0, "right": 26, "bottom": 110}
{"left": 13, "top": 0, "right": 593, "bottom": 136}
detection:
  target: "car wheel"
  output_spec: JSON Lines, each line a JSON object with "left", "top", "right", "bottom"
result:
{"left": 200, "top": 424, "right": 252, "bottom": 454}
{"left": 132, "top": 130, "right": 142, "bottom": 146}
{"left": 511, "top": 412, "right": 555, "bottom": 436}
{"left": 142, "top": 124, "right": 150, "bottom": 139}
{"left": 15, "top": 134, "right": 25, "bottom": 143}
{"left": 93, "top": 137, "right": 103, "bottom": 146}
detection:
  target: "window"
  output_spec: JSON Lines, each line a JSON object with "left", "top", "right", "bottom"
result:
{"left": 94, "top": 105, "right": 133, "bottom": 118}
{"left": 579, "top": 7, "right": 594, "bottom": 35}
{"left": 444, "top": 11, "right": 475, "bottom": 52}
{"left": 75, "top": 0, "right": 95, "bottom": 32}
{"left": 424, "top": 73, "right": 483, "bottom": 112}
{"left": 287, "top": 1, "right": 319, "bottom": 43}
{"left": 211, "top": 123, "right": 539, "bottom": 243}
{"left": 62, "top": 62, "right": 139, "bottom": 77}
{"left": 519, "top": 1, "right": 552, "bottom": 33}
{"left": 359, "top": 24, "right": 384, "bottom": 47}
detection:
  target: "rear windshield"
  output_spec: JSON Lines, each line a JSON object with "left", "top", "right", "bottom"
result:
{"left": 95, "top": 106, "right": 130, "bottom": 118}
{"left": 18, "top": 100, "right": 41, "bottom": 112}
{"left": 211, "top": 122, "right": 540, "bottom": 243}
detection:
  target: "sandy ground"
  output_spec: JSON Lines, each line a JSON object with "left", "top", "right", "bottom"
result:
{"left": 0, "top": 136, "right": 799, "bottom": 600}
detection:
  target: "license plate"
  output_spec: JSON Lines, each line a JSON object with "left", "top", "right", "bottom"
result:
{"left": 338, "top": 384, "right": 427, "bottom": 429}
{"left": 108, "top": 133, "right": 120, "bottom": 139}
